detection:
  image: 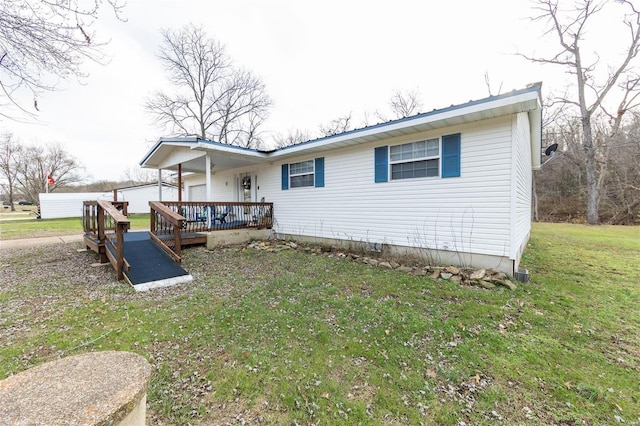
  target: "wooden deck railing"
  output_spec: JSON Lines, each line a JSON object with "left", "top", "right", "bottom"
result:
{"left": 82, "top": 200, "right": 130, "bottom": 280}
{"left": 82, "top": 201, "right": 128, "bottom": 239}
{"left": 150, "top": 201, "right": 274, "bottom": 259}
{"left": 149, "top": 201, "right": 185, "bottom": 263}
{"left": 161, "top": 201, "right": 274, "bottom": 233}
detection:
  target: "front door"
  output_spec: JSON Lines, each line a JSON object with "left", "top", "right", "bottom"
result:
{"left": 238, "top": 173, "right": 254, "bottom": 203}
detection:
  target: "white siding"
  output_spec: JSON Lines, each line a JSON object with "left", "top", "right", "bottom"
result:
{"left": 117, "top": 185, "right": 180, "bottom": 213}
{"left": 215, "top": 116, "right": 515, "bottom": 259}
{"left": 185, "top": 174, "right": 238, "bottom": 201}
{"left": 511, "top": 112, "right": 533, "bottom": 265}
{"left": 39, "top": 192, "right": 111, "bottom": 219}
{"left": 188, "top": 184, "right": 207, "bottom": 201}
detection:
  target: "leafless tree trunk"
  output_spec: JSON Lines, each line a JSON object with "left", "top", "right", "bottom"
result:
{"left": 0, "top": 132, "right": 22, "bottom": 210}
{"left": 146, "top": 25, "right": 272, "bottom": 149}
{"left": 0, "top": 0, "right": 125, "bottom": 120}
{"left": 523, "top": 0, "right": 640, "bottom": 224}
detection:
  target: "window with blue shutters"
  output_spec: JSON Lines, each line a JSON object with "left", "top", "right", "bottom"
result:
{"left": 282, "top": 157, "right": 325, "bottom": 190}
{"left": 377, "top": 133, "right": 461, "bottom": 182}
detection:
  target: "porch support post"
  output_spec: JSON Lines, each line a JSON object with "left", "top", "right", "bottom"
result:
{"left": 158, "top": 169, "right": 162, "bottom": 201}
{"left": 205, "top": 154, "right": 212, "bottom": 201}
{"left": 177, "top": 163, "right": 182, "bottom": 202}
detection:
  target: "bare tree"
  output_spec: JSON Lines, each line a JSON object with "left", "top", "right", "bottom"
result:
{"left": 273, "top": 128, "right": 313, "bottom": 148}
{"left": 319, "top": 113, "right": 353, "bottom": 136}
{"left": 376, "top": 88, "right": 424, "bottom": 121}
{"left": 0, "top": 0, "right": 126, "bottom": 120}
{"left": 122, "top": 166, "right": 162, "bottom": 185}
{"left": 15, "top": 143, "right": 83, "bottom": 203}
{"left": 484, "top": 71, "right": 504, "bottom": 96}
{"left": 523, "top": 0, "right": 640, "bottom": 224}
{"left": 0, "top": 132, "right": 22, "bottom": 210}
{"left": 389, "top": 88, "right": 424, "bottom": 118}
{"left": 146, "top": 25, "right": 272, "bottom": 148}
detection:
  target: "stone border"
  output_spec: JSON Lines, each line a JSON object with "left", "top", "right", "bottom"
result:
{"left": 245, "top": 239, "right": 518, "bottom": 290}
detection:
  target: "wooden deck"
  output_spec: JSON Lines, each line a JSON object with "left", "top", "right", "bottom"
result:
{"left": 82, "top": 200, "right": 274, "bottom": 282}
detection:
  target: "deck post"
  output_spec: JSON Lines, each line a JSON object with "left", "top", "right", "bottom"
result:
{"left": 97, "top": 205, "right": 107, "bottom": 263}
{"left": 177, "top": 163, "right": 182, "bottom": 202}
{"left": 150, "top": 202, "right": 156, "bottom": 230}
{"left": 116, "top": 224, "right": 125, "bottom": 280}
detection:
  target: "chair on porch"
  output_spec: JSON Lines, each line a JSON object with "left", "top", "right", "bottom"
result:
{"left": 213, "top": 206, "right": 232, "bottom": 224}
{"left": 195, "top": 207, "right": 208, "bottom": 222}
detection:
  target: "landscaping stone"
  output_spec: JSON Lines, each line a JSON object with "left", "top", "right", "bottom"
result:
{"left": 476, "top": 280, "right": 496, "bottom": 289}
{"left": 379, "top": 261, "right": 393, "bottom": 269}
{"left": 470, "top": 269, "right": 487, "bottom": 280}
{"left": 496, "top": 279, "right": 517, "bottom": 290}
{"left": 445, "top": 265, "right": 460, "bottom": 275}
{"left": 440, "top": 272, "right": 453, "bottom": 280}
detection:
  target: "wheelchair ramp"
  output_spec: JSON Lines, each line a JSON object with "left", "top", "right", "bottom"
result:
{"left": 123, "top": 232, "right": 193, "bottom": 292}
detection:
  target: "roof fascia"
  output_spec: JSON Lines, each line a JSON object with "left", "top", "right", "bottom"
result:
{"left": 139, "top": 137, "right": 200, "bottom": 166}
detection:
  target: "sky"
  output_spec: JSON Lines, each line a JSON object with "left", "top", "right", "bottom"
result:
{"left": 2, "top": 0, "right": 625, "bottom": 182}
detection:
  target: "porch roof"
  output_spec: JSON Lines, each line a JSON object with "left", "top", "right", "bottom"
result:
{"left": 140, "top": 82, "right": 542, "bottom": 173}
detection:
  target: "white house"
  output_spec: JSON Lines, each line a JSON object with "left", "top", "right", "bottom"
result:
{"left": 139, "top": 83, "right": 543, "bottom": 275}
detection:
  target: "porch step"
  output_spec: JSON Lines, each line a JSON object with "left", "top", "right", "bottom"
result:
{"left": 122, "top": 232, "right": 192, "bottom": 291}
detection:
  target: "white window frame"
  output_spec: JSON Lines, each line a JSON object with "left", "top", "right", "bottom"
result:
{"left": 389, "top": 138, "right": 440, "bottom": 180}
{"left": 289, "top": 159, "right": 315, "bottom": 188}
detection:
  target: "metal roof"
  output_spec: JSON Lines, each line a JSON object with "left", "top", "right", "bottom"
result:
{"left": 140, "top": 82, "right": 542, "bottom": 172}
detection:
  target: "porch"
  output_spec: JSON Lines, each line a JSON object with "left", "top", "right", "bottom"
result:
{"left": 82, "top": 200, "right": 273, "bottom": 287}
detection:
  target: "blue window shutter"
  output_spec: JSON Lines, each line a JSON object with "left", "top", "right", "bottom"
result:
{"left": 281, "top": 164, "right": 289, "bottom": 190}
{"left": 374, "top": 146, "right": 388, "bottom": 183}
{"left": 442, "top": 133, "right": 461, "bottom": 178}
{"left": 315, "top": 157, "right": 325, "bottom": 187}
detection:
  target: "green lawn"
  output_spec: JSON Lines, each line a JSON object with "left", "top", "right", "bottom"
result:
{"left": 0, "top": 222, "right": 638, "bottom": 425}
{"left": 0, "top": 214, "right": 150, "bottom": 240}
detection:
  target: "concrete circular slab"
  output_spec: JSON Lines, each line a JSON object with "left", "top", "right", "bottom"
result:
{"left": 0, "top": 351, "right": 152, "bottom": 425}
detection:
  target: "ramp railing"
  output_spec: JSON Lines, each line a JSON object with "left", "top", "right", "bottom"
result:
{"left": 149, "top": 201, "right": 185, "bottom": 263}
{"left": 82, "top": 200, "right": 130, "bottom": 280}
{"left": 100, "top": 201, "right": 131, "bottom": 280}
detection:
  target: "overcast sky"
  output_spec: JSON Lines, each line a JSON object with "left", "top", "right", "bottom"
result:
{"left": 2, "top": 0, "right": 618, "bottom": 182}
